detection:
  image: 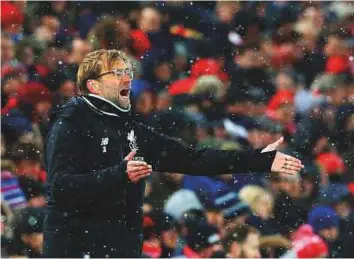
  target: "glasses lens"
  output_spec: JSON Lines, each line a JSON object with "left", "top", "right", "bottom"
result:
{"left": 114, "top": 70, "right": 133, "bottom": 80}
{"left": 128, "top": 70, "right": 134, "bottom": 80}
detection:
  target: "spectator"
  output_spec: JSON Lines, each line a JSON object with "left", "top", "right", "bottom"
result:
{"left": 217, "top": 191, "right": 251, "bottom": 238}
{"left": 179, "top": 222, "right": 222, "bottom": 258}
{"left": 164, "top": 189, "right": 204, "bottom": 221}
{"left": 64, "top": 37, "right": 93, "bottom": 81}
{"left": 320, "top": 185, "right": 354, "bottom": 243}
{"left": 1, "top": 35, "right": 16, "bottom": 67}
{"left": 1, "top": 1, "right": 25, "bottom": 41}
{"left": 223, "top": 225, "right": 261, "bottom": 258}
{"left": 10, "top": 207, "right": 45, "bottom": 258}
{"left": 174, "top": 209, "right": 208, "bottom": 257}
{"left": 155, "top": 214, "right": 179, "bottom": 258}
{"left": 274, "top": 174, "right": 308, "bottom": 237}
{"left": 239, "top": 185, "right": 279, "bottom": 236}
{"left": 308, "top": 206, "right": 351, "bottom": 257}
{"left": 11, "top": 143, "right": 45, "bottom": 184}
{"left": 281, "top": 224, "right": 328, "bottom": 258}
{"left": 1, "top": 170, "right": 27, "bottom": 210}
{"left": 333, "top": 194, "right": 354, "bottom": 237}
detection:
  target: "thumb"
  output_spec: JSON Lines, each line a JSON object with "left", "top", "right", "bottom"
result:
{"left": 273, "top": 137, "right": 284, "bottom": 148}
{"left": 124, "top": 150, "right": 136, "bottom": 161}
{"left": 261, "top": 137, "right": 284, "bottom": 153}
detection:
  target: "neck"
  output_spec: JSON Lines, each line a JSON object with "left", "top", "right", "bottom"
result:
{"left": 87, "top": 93, "right": 131, "bottom": 113}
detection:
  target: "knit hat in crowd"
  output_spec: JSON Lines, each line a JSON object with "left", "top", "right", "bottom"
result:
{"left": 1, "top": 1, "right": 24, "bottom": 29}
{"left": 18, "top": 82, "right": 53, "bottom": 105}
{"left": 308, "top": 206, "right": 339, "bottom": 233}
{"left": 211, "top": 190, "right": 250, "bottom": 220}
{"left": 310, "top": 74, "right": 347, "bottom": 93}
{"left": 282, "top": 224, "right": 328, "bottom": 258}
{"left": 316, "top": 152, "right": 345, "bottom": 175}
{"left": 168, "top": 58, "right": 228, "bottom": 96}
{"left": 326, "top": 55, "right": 349, "bottom": 74}
{"left": 164, "top": 189, "right": 203, "bottom": 220}
{"left": 187, "top": 223, "right": 221, "bottom": 251}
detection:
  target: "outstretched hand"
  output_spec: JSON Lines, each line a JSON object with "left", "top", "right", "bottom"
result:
{"left": 124, "top": 151, "right": 152, "bottom": 183}
{"left": 262, "top": 137, "right": 304, "bottom": 176}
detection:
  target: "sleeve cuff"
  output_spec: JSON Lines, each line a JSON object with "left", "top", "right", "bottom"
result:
{"left": 250, "top": 149, "right": 277, "bottom": 172}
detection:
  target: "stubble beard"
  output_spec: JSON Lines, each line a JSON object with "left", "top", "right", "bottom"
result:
{"left": 117, "top": 95, "right": 131, "bottom": 110}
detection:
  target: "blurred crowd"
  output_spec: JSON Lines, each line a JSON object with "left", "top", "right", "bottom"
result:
{"left": 1, "top": 1, "right": 354, "bottom": 258}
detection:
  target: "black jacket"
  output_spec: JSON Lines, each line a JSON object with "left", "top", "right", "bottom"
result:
{"left": 43, "top": 94, "right": 276, "bottom": 257}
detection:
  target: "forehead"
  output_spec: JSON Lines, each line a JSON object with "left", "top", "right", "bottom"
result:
{"left": 328, "top": 36, "right": 341, "bottom": 43}
{"left": 101, "top": 57, "right": 131, "bottom": 72}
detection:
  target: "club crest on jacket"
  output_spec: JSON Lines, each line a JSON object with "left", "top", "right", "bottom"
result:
{"left": 127, "top": 130, "right": 138, "bottom": 152}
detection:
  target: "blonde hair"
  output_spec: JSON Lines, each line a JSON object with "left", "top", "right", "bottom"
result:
{"left": 190, "top": 75, "right": 225, "bottom": 100}
{"left": 76, "top": 49, "right": 131, "bottom": 94}
{"left": 239, "top": 185, "right": 274, "bottom": 213}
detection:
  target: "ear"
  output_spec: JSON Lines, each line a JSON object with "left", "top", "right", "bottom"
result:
{"left": 86, "top": 79, "right": 100, "bottom": 94}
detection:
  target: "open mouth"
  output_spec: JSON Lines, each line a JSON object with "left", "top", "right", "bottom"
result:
{"left": 119, "top": 88, "right": 130, "bottom": 98}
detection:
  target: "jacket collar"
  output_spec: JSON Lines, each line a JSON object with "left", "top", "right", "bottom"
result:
{"left": 82, "top": 94, "right": 131, "bottom": 118}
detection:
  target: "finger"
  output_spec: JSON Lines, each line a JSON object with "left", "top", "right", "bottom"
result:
{"left": 130, "top": 173, "right": 150, "bottom": 183}
{"left": 128, "top": 168, "right": 153, "bottom": 176}
{"left": 124, "top": 150, "right": 137, "bottom": 161}
{"left": 284, "top": 163, "right": 302, "bottom": 171}
{"left": 127, "top": 165, "right": 152, "bottom": 173}
{"left": 280, "top": 168, "right": 299, "bottom": 176}
{"left": 283, "top": 165, "right": 301, "bottom": 172}
{"left": 285, "top": 155, "right": 302, "bottom": 165}
{"left": 284, "top": 156, "right": 302, "bottom": 167}
{"left": 287, "top": 162, "right": 303, "bottom": 171}
{"left": 127, "top": 161, "right": 147, "bottom": 167}
{"left": 288, "top": 164, "right": 302, "bottom": 171}
{"left": 128, "top": 170, "right": 152, "bottom": 179}
{"left": 127, "top": 165, "right": 148, "bottom": 173}
{"left": 129, "top": 170, "right": 151, "bottom": 182}
{"left": 127, "top": 164, "right": 152, "bottom": 171}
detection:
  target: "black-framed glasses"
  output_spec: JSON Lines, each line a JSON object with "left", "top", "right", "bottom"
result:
{"left": 96, "top": 69, "right": 134, "bottom": 80}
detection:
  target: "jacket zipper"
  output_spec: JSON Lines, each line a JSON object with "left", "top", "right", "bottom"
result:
{"left": 118, "top": 129, "right": 127, "bottom": 226}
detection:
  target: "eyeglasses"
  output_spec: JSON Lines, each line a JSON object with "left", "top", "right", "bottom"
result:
{"left": 96, "top": 69, "right": 134, "bottom": 80}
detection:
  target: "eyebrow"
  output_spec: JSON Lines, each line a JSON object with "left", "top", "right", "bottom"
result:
{"left": 111, "top": 68, "right": 130, "bottom": 70}
{"left": 105, "top": 58, "right": 131, "bottom": 72}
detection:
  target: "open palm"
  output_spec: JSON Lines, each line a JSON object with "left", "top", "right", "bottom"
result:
{"left": 262, "top": 137, "right": 304, "bottom": 175}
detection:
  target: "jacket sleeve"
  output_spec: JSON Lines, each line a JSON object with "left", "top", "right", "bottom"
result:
{"left": 141, "top": 124, "right": 276, "bottom": 175}
{"left": 45, "top": 118, "right": 127, "bottom": 204}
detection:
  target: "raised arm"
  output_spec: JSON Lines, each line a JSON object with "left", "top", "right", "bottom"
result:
{"left": 141, "top": 125, "right": 303, "bottom": 176}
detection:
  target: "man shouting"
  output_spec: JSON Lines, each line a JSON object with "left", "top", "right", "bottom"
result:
{"left": 43, "top": 49, "right": 303, "bottom": 258}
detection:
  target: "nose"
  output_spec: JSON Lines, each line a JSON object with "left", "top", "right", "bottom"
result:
{"left": 121, "top": 73, "right": 132, "bottom": 82}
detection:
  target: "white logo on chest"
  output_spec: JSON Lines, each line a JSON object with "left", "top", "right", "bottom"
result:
{"left": 127, "top": 130, "right": 145, "bottom": 161}
{"left": 127, "top": 130, "right": 138, "bottom": 152}
{"left": 101, "top": 137, "right": 109, "bottom": 153}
